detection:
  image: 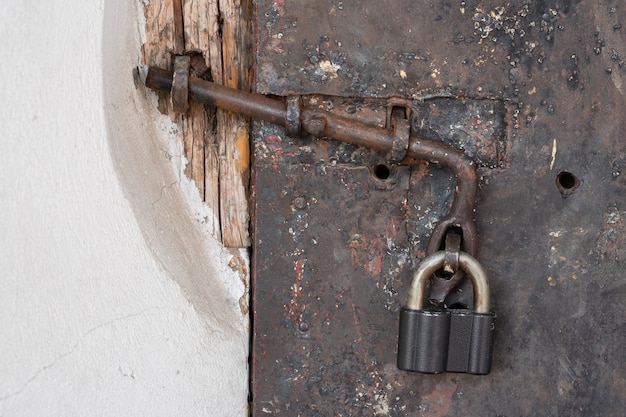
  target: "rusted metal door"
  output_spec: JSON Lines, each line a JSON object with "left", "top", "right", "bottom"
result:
{"left": 251, "top": 1, "right": 625, "bottom": 415}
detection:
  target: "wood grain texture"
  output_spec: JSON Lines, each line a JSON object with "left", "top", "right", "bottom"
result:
{"left": 172, "top": 0, "right": 185, "bottom": 54}
{"left": 142, "top": 0, "right": 175, "bottom": 114}
{"left": 217, "top": 0, "right": 252, "bottom": 247}
{"left": 142, "top": 0, "right": 252, "bottom": 247}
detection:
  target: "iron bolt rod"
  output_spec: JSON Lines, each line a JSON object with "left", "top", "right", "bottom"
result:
{"left": 143, "top": 66, "right": 478, "bottom": 264}
{"left": 146, "top": 66, "right": 286, "bottom": 126}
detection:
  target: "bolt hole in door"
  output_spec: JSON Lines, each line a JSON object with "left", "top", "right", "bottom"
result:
{"left": 556, "top": 171, "right": 580, "bottom": 196}
{"left": 373, "top": 164, "right": 391, "bottom": 180}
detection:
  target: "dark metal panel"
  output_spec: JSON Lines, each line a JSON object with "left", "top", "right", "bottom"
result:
{"left": 256, "top": 0, "right": 512, "bottom": 97}
{"left": 252, "top": 0, "right": 626, "bottom": 415}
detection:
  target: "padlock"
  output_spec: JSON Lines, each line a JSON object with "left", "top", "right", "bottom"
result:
{"left": 397, "top": 251, "right": 496, "bottom": 375}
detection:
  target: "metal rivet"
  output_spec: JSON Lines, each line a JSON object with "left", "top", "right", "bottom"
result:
{"left": 293, "top": 196, "right": 307, "bottom": 210}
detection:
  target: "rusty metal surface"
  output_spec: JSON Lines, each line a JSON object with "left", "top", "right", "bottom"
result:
{"left": 171, "top": 55, "right": 190, "bottom": 113}
{"left": 146, "top": 66, "right": 483, "bottom": 264}
{"left": 252, "top": 0, "right": 626, "bottom": 415}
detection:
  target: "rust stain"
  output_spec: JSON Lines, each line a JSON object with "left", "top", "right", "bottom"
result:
{"left": 420, "top": 381, "right": 457, "bottom": 417}
{"left": 346, "top": 233, "right": 385, "bottom": 278}
{"left": 266, "top": 134, "right": 282, "bottom": 144}
{"left": 385, "top": 217, "right": 401, "bottom": 239}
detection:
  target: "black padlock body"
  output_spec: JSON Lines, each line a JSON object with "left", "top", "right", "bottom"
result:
{"left": 447, "top": 310, "right": 496, "bottom": 374}
{"left": 397, "top": 308, "right": 450, "bottom": 373}
{"left": 398, "top": 308, "right": 496, "bottom": 374}
{"left": 446, "top": 310, "right": 473, "bottom": 373}
{"left": 467, "top": 312, "right": 496, "bottom": 375}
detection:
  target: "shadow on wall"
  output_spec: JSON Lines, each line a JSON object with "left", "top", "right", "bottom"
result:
{"left": 101, "top": 0, "right": 248, "bottom": 391}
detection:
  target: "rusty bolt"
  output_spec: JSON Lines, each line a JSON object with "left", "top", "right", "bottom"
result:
{"left": 302, "top": 110, "right": 326, "bottom": 137}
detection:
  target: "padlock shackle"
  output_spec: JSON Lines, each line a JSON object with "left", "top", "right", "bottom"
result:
{"left": 407, "top": 251, "right": 490, "bottom": 313}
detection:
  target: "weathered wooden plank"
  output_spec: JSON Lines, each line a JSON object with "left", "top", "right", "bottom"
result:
{"left": 205, "top": 143, "right": 222, "bottom": 241}
{"left": 180, "top": 101, "right": 207, "bottom": 198}
{"left": 142, "top": 0, "right": 251, "bottom": 247}
{"left": 218, "top": 110, "right": 250, "bottom": 246}
{"left": 216, "top": 0, "right": 252, "bottom": 247}
{"left": 204, "top": 0, "right": 227, "bottom": 243}
{"left": 182, "top": 0, "right": 210, "bottom": 56}
{"left": 142, "top": 0, "right": 175, "bottom": 114}
{"left": 142, "top": 0, "right": 175, "bottom": 68}
{"left": 171, "top": 0, "right": 185, "bottom": 54}
{"left": 206, "top": 0, "right": 224, "bottom": 85}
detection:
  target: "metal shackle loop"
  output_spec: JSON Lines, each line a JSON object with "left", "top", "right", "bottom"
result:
{"left": 407, "top": 251, "right": 490, "bottom": 313}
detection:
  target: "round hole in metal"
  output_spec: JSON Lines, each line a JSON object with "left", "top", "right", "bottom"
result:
{"left": 556, "top": 171, "right": 580, "bottom": 196}
{"left": 373, "top": 164, "right": 391, "bottom": 180}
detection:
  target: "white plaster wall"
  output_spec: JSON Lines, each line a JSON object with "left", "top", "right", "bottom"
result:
{"left": 0, "top": 1, "right": 248, "bottom": 416}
